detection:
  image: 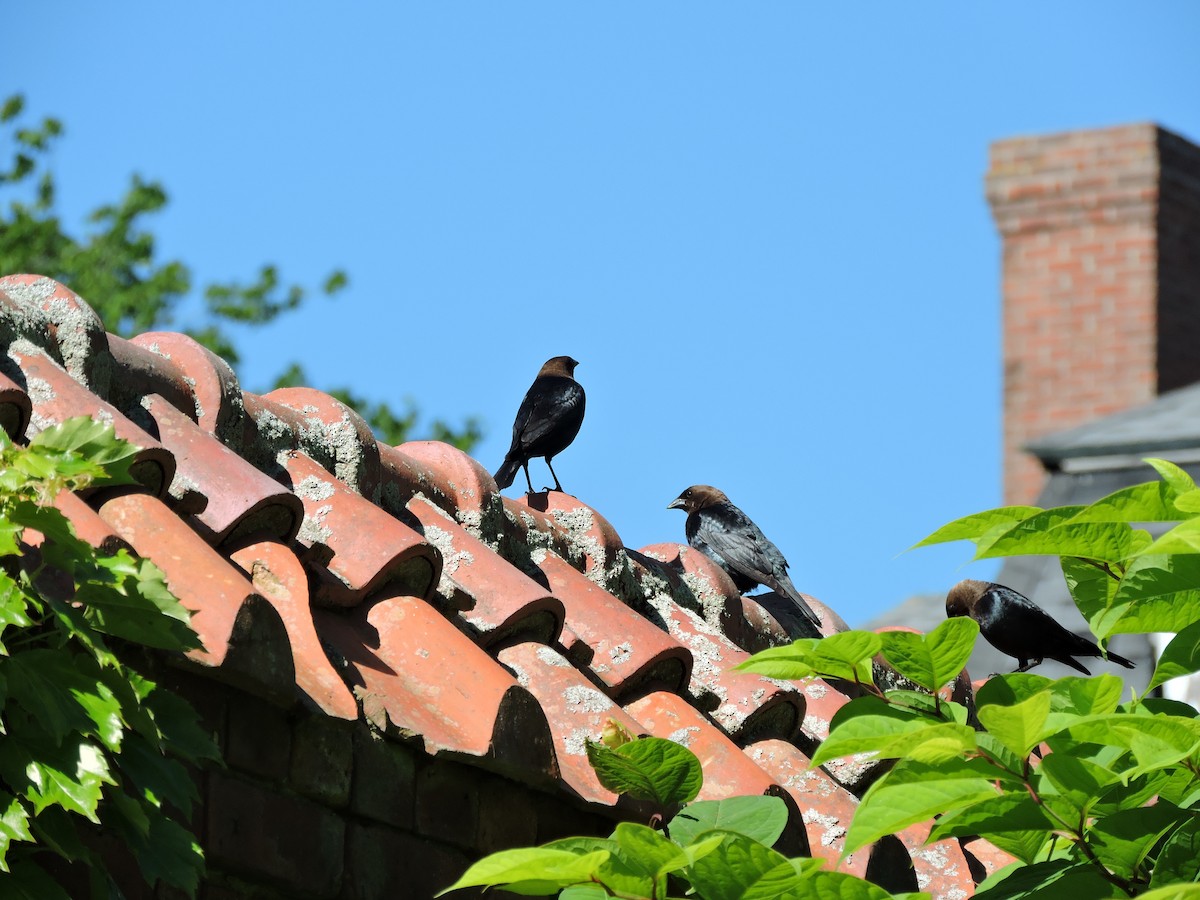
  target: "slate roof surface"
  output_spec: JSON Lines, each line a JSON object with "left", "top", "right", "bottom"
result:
{"left": 0, "top": 274, "right": 1000, "bottom": 899}
{"left": 1028, "top": 380, "right": 1200, "bottom": 464}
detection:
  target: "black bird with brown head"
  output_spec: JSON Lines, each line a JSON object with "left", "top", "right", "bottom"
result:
{"left": 494, "top": 356, "right": 585, "bottom": 495}
{"left": 669, "top": 485, "right": 822, "bottom": 631}
{"left": 946, "top": 578, "right": 1135, "bottom": 675}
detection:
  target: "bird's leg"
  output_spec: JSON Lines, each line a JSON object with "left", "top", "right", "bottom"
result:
{"left": 545, "top": 457, "right": 564, "bottom": 493}
{"left": 1012, "top": 658, "right": 1042, "bottom": 673}
{"left": 521, "top": 463, "right": 534, "bottom": 495}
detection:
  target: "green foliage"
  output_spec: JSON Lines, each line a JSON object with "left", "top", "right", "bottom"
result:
{"left": 0, "top": 419, "right": 216, "bottom": 896}
{"left": 0, "top": 94, "right": 481, "bottom": 450}
{"left": 446, "top": 456, "right": 1200, "bottom": 898}
{"left": 439, "top": 729, "right": 892, "bottom": 899}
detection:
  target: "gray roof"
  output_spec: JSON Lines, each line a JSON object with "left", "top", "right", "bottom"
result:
{"left": 1029, "top": 381, "right": 1200, "bottom": 466}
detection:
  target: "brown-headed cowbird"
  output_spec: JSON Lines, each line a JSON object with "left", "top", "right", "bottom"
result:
{"left": 494, "top": 356, "right": 585, "bottom": 494}
{"left": 668, "top": 485, "right": 822, "bottom": 630}
{"left": 946, "top": 579, "right": 1135, "bottom": 675}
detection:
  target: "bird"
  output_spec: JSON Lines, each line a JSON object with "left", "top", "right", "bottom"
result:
{"left": 493, "top": 356, "right": 585, "bottom": 495}
{"left": 668, "top": 485, "right": 822, "bottom": 630}
{"left": 945, "top": 579, "right": 1135, "bottom": 676}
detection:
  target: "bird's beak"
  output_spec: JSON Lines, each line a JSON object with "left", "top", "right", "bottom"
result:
{"left": 667, "top": 498, "right": 686, "bottom": 511}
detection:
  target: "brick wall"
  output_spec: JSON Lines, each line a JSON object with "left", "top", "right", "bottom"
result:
{"left": 986, "top": 124, "right": 1200, "bottom": 505}
{"left": 47, "top": 668, "right": 618, "bottom": 900}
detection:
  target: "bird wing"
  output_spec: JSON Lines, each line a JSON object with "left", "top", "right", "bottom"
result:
{"left": 512, "top": 377, "right": 584, "bottom": 450}
{"left": 977, "top": 585, "right": 1098, "bottom": 662}
{"left": 693, "top": 503, "right": 786, "bottom": 586}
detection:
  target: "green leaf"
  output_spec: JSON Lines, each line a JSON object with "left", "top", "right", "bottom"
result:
{"left": 1048, "top": 674, "right": 1124, "bottom": 717}
{"left": 911, "top": 506, "right": 1042, "bottom": 549}
{"left": 975, "top": 673, "right": 1053, "bottom": 707}
{"left": 973, "top": 858, "right": 1115, "bottom": 899}
{"left": 435, "top": 848, "right": 610, "bottom": 896}
{"left": 0, "top": 793, "right": 33, "bottom": 871}
{"left": 1099, "top": 554, "right": 1200, "bottom": 637}
{"left": 981, "top": 830, "right": 1050, "bottom": 866}
{"left": 1138, "top": 887, "right": 1200, "bottom": 900}
{"left": 585, "top": 736, "right": 702, "bottom": 806}
{"left": 25, "top": 741, "right": 112, "bottom": 823}
{"left": 542, "top": 836, "right": 651, "bottom": 897}
{"left": 977, "top": 691, "right": 1052, "bottom": 757}
{"left": 976, "top": 508, "right": 1143, "bottom": 561}
{"left": 28, "top": 417, "right": 140, "bottom": 485}
{"left": 6, "top": 650, "right": 101, "bottom": 744}
{"left": 559, "top": 886, "right": 610, "bottom": 900}
{"left": 685, "top": 832, "right": 788, "bottom": 900}
{"left": 1149, "top": 618, "right": 1200, "bottom": 694}
{"left": 612, "top": 822, "right": 679, "bottom": 877}
{"left": 27, "top": 804, "right": 88, "bottom": 861}
{"left": 143, "top": 687, "right": 219, "bottom": 764}
{"left": 743, "top": 863, "right": 892, "bottom": 900}
{"left": 739, "top": 632, "right": 881, "bottom": 684}
{"left": 118, "top": 732, "right": 200, "bottom": 815}
{"left": 1146, "top": 457, "right": 1198, "bottom": 494}
{"left": 1066, "top": 714, "right": 1200, "bottom": 777}
{"left": 846, "top": 759, "right": 999, "bottom": 853}
{"left": 1036, "top": 753, "right": 1119, "bottom": 816}
{"left": 126, "top": 815, "right": 204, "bottom": 895}
{"left": 1151, "top": 816, "right": 1200, "bottom": 888}
{"left": 884, "top": 690, "right": 968, "bottom": 723}
{"left": 1, "top": 856, "right": 73, "bottom": 900}
{"left": 812, "top": 696, "right": 975, "bottom": 767}
{"left": 669, "top": 796, "right": 788, "bottom": 848}
{"left": 1069, "top": 478, "right": 1191, "bottom": 523}
{"left": 879, "top": 617, "right": 978, "bottom": 694}
{"left": 1088, "top": 803, "right": 1191, "bottom": 880}
{"left": 0, "top": 569, "right": 33, "bottom": 646}
{"left": 928, "top": 791, "right": 1056, "bottom": 842}
{"left": 1141, "top": 519, "right": 1200, "bottom": 556}
{"left": 1060, "top": 556, "right": 1122, "bottom": 636}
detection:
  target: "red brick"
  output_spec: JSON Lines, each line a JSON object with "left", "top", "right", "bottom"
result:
{"left": 989, "top": 123, "right": 1200, "bottom": 504}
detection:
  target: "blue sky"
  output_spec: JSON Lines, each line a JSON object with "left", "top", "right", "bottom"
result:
{"left": 9, "top": 3, "right": 1200, "bottom": 624}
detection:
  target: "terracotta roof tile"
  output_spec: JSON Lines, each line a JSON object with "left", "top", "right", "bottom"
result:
{"left": 406, "top": 495, "right": 565, "bottom": 644}
{"left": 743, "top": 738, "right": 869, "bottom": 878}
{"left": 537, "top": 551, "right": 692, "bottom": 699}
{"left": 517, "top": 492, "right": 624, "bottom": 581}
{"left": 496, "top": 641, "right": 646, "bottom": 805}
{"left": 53, "top": 489, "right": 132, "bottom": 555}
{"left": 130, "top": 331, "right": 244, "bottom": 438}
{"left": 625, "top": 690, "right": 781, "bottom": 801}
{"left": 145, "top": 394, "right": 304, "bottom": 545}
{"left": 315, "top": 593, "right": 556, "bottom": 781}
{"left": 96, "top": 491, "right": 294, "bottom": 704}
{"left": 228, "top": 540, "right": 358, "bottom": 720}
{"left": 0, "top": 273, "right": 1003, "bottom": 896}
{"left": 12, "top": 343, "right": 175, "bottom": 496}
{"left": 280, "top": 451, "right": 440, "bottom": 607}
{"left": 897, "top": 821, "right": 977, "bottom": 899}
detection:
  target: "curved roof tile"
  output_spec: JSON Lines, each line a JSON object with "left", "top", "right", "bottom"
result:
{"left": 0, "top": 273, "right": 1002, "bottom": 899}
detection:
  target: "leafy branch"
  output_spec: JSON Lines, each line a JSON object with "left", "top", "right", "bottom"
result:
{"left": 0, "top": 418, "right": 218, "bottom": 897}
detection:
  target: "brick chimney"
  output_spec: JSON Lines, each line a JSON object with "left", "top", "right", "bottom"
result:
{"left": 986, "top": 124, "right": 1200, "bottom": 505}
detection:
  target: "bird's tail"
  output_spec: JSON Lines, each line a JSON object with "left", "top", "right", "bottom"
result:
{"left": 493, "top": 455, "right": 520, "bottom": 489}
{"left": 773, "top": 575, "right": 823, "bottom": 631}
{"left": 1106, "top": 650, "right": 1136, "bottom": 669}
